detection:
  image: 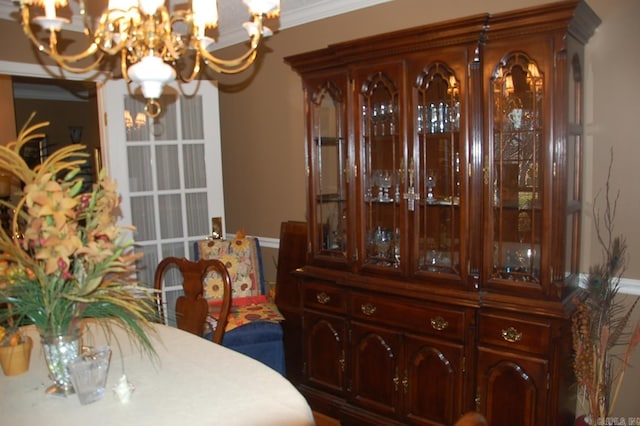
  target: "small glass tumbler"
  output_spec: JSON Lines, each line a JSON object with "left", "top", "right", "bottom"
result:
{"left": 68, "top": 346, "right": 112, "bottom": 405}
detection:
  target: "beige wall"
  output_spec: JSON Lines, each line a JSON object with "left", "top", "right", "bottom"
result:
{"left": 215, "top": 0, "right": 640, "bottom": 280}
{"left": 0, "top": 75, "right": 17, "bottom": 146}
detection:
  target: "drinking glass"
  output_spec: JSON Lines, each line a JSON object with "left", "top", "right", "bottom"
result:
{"left": 68, "top": 346, "right": 112, "bottom": 405}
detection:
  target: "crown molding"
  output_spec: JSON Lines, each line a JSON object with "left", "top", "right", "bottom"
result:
{"left": 216, "top": 0, "right": 390, "bottom": 48}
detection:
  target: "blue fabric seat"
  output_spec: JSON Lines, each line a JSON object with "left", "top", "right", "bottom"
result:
{"left": 222, "top": 322, "right": 285, "bottom": 374}
{"left": 195, "top": 237, "right": 286, "bottom": 375}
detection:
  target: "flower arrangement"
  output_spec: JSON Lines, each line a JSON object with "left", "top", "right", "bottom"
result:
{"left": 572, "top": 153, "right": 640, "bottom": 422}
{"left": 0, "top": 114, "right": 157, "bottom": 357}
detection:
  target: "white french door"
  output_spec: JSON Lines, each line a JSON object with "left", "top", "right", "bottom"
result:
{"left": 98, "top": 78, "right": 225, "bottom": 288}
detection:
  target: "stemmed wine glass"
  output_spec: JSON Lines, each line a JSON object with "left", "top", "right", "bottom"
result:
{"left": 380, "top": 170, "right": 392, "bottom": 202}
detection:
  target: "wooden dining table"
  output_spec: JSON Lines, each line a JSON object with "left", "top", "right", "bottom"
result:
{"left": 0, "top": 322, "right": 315, "bottom": 426}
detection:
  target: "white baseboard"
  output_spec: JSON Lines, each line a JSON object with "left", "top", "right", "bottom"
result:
{"left": 619, "top": 277, "right": 640, "bottom": 296}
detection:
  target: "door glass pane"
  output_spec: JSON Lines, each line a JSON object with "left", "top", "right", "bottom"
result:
{"left": 180, "top": 95, "right": 204, "bottom": 140}
{"left": 153, "top": 94, "right": 178, "bottom": 141}
{"left": 312, "top": 82, "right": 347, "bottom": 259}
{"left": 162, "top": 242, "right": 186, "bottom": 259}
{"left": 127, "top": 146, "right": 152, "bottom": 191}
{"left": 183, "top": 144, "right": 207, "bottom": 188}
{"left": 415, "top": 63, "right": 461, "bottom": 275}
{"left": 491, "top": 54, "right": 543, "bottom": 282}
{"left": 159, "top": 193, "right": 183, "bottom": 239}
{"left": 185, "top": 192, "right": 209, "bottom": 237}
{"left": 362, "top": 73, "right": 401, "bottom": 268}
{"left": 156, "top": 145, "right": 179, "bottom": 190}
{"left": 135, "top": 245, "right": 158, "bottom": 292}
{"left": 124, "top": 96, "right": 150, "bottom": 142}
{"left": 131, "top": 195, "right": 156, "bottom": 240}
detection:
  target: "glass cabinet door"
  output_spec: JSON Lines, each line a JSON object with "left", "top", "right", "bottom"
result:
{"left": 359, "top": 69, "right": 402, "bottom": 270}
{"left": 489, "top": 54, "right": 543, "bottom": 283}
{"left": 309, "top": 80, "right": 348, "bottom": 263}
{"left": 414, "top": 63, "right": 462, "bottom": 277}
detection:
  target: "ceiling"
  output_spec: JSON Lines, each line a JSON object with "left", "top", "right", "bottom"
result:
{"left": 0, "top": 0, "right": 391, "bottom": 49}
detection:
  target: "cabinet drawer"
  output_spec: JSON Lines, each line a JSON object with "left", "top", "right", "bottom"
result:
{"left": 303, "top": 282, "right": 347, "bottom": 314}
{"left": 350, "top": 293, "right": 466, "bottom": 341}
{"left": 478, "top": 312, "right": 551, "bottom": 355}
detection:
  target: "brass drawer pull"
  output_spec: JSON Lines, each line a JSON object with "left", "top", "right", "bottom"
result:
{"left": 361, "top": 302, "right": 377, "bottom": 316}
{"left": 501, "top": 326, "right": 523, "bottom": 343}
{"left": 316, "top": 292, "right": 331, "bottom": 304}
{"left": 430, "top": 316, "right": 449, "bottom": 331}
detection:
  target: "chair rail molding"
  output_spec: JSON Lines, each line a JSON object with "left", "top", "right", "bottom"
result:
{"left": 620, "top": 277, "right": 640, "bottom": 296}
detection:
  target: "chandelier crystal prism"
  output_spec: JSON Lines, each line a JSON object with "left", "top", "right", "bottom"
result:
{"left": 17, "top": 0, "right": 280, "bottom": 116}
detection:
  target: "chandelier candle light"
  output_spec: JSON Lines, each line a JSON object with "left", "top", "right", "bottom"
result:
{"left": 17, "top": 0, "right": 280, "bottom": 116}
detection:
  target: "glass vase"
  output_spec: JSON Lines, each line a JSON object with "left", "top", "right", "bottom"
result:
{"left": 40, "top": 328, "right": 82, "bottom": 396}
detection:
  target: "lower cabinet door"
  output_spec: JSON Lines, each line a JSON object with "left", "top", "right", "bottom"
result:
{"left": 403, "top": 335, "right": 465, "bottom": 426}
{"left": 350, "top": 322, "right": 402, "bottom": 417}
{"left": 304, "top": 311, "right": 347, "bottom": 395}
{"left": 477, "top": 346, "right": 548, "bottom": 426}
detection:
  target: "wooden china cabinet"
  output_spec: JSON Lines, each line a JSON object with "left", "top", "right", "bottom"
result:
{"left": 279, "top": 2, "right": 600, "bottom": 425}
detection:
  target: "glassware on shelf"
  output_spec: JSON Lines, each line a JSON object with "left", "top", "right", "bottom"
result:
{"left": 426, "top": 170, "right": 437, "bottom": 204}
{"left": 416, "top": 101, "right": 460, "bottom": 134}
{"left": 451, "top": 101, "right": 460, "bottom": 130}
{"left": 416, "top": 105, "right": 425, "bottom": 134}
{"left": 372, "top": 169, "right": 393, "bottom": 202}
{"left": 368, "top": 101, "right": 398, "bottom": 136}
{"left": 426, "top": 249, "right": 439, "bottom": 271}
{"left": 373, "top": 170, "right": 382, "bottom": 201}
{"left": 428, "top": 102, "right": 438, "bottom": 133}
{"left": 361, "top": 104, "right": 369, "bottom": 137}
{"left": 387, "top": 102, "right": 396, "bottom": 135}
{"left": 364, "top": 171, "right": 373, "bottom": 201}
{"left": 370, "top": 226, "right": 392, "bottom": 260}
{"left": 380, "top": 170, "right": 392, "bottom": 202}
{"left": 378, "top": 103, "right": 386, "bottom": 135}
{"left": 371, "top": 104, "right": 380, "bottom": 136}
{"left": 393, "top": 227, "right": 401, "bottom": 263}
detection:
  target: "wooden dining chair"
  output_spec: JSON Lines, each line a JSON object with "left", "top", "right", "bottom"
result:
{"left": 154, "top": 257, "right": 232, "bottom": 344}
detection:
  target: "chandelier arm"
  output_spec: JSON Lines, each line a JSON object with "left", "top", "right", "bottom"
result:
{"left": 121, "top": 49, "right": 131, "bottom": 82}
{"left": 164, "top": 9, "right": 191, "bottom": 62}
{"left": 20, "top": 5, "right": 105, "bottom": 74}
{"left": 197, "top": 13, "right": 268, "bottom": 73}
{"left": 156, "top": 7, "right": 178, "bottom": 60}
{"left": 178, "top": 50, "right": 202, "bottom": 83}
{"left": 202, "top": 50, "right": 259, "bottom": 75}
{"left": 198, "top": 35, "right": 263, "bottom": 74}
{"left": 93, "top": 10, "right": 135, "bottom": 57}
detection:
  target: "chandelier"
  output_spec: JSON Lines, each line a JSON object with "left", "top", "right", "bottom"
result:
{"left": 17, "top": 0, "right": 280, "bottom": 116}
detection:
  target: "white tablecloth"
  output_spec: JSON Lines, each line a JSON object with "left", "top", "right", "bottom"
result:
{"left": 0, "top": 323, "right": 315, "bottom": 426}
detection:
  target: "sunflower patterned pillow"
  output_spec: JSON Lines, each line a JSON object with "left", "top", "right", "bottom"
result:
{"left": 197, "top": 236, "right": 284, "bottom": 334}
{"left": 197, "top": 236, "right": 263, "bottom": 302}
